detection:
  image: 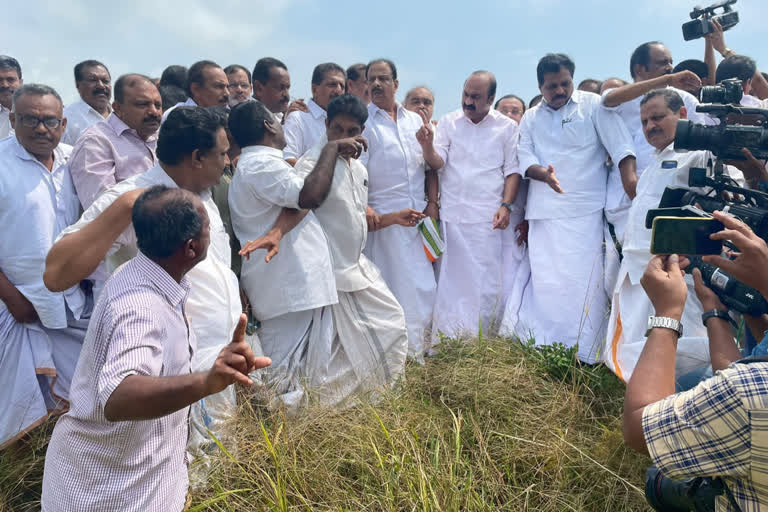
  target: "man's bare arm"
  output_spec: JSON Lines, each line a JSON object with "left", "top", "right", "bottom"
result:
{"left": 603, "top": 72, "right": 700, "bottom": 108}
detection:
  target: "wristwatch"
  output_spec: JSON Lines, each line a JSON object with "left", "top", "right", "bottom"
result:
{"left": 702, "top": 309, "right": 735, "bottom": 329}
{"left": 501, "top": 202, "right": 514, "bottom": 212}
{"left": 645, "top": 316, "right": 683, "bottom": 338}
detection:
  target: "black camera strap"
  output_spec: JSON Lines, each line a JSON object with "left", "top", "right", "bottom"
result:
{"left": 605, "top": 215, "right": 623, "bottom": 262}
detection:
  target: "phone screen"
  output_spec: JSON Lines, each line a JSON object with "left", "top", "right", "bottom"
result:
{"left": 650, "top": 216, "right": 724, "bottom": 255}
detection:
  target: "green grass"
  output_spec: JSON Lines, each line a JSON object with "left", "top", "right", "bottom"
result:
{"left": 1, "top": 337, "right": 652, "bottom": 511}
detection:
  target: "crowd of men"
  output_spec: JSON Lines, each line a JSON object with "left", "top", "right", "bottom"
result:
{"left": 3, "top": 17, "right": 768, "bottom": 510}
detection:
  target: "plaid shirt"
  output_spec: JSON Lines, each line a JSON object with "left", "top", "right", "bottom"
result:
{"left": 643, "top": 362, "right": 768, "bottom": 511}
{"left": 42, "top": 252, "right": 194, "bottom": 512}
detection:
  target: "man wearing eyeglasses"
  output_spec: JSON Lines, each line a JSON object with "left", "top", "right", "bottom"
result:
{"left": 0, "top": 84, "right": 90, "bottom": 449}
{"left": 224, "top": 64, "right": 252, "bottom": 107}
{"left": 62, "top": 60, "right": 112, "bottom": 146}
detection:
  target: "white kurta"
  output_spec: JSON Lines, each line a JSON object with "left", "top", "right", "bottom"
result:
{"left": 0, "top": 137, "right": 87, "bottom": 448}
{"left": 62, "top": 100, "right": 110, "bottom": 146}
{"left": 604, "top": 145, "right": 719, "bottom": 381}
{"left": 359, "top": 103, "right": 436, "bottom": 358}
{"left": 295, "top": 141, "right": 408, "bottom": 391}
{"left": 516, "top": 90, "right": 635, "bottom": 362}
{"left": 432, "top": 108, "right": 521, "bottom": 340}
{"left": 283, "top": 99, "right": 327, "bottom": 160}
{"left": 58, "top": 163, "right": 241, "bottom": 455}
{"left": 229, "top": 144, "right": 344, "bottom": 410}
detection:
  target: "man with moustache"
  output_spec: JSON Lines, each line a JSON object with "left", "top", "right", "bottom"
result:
{"left": 161, "top": 60, "right": 229, "bottom": 121}
{"left": 62, "top": 60, "right": 112, "bottom": 146}
{"left": 516, "top": 53, "right": 637, "bottom": 364}
{"left": 0, "top": 56, "right": 22, "bottom": 139}
{"left": 404, "top": 86, "right": 436, "bottom": 124}
{"left": 225, "top": 64, "right": 252, "bottom": 107}
{"left": 283, "top": 62, "right": 345, "bottom": 164}
{"left": 358, "top": 59, "right": 439, "bottom": 359}
{"left": 0, "top": 84, "right": 90, "bottom": 448}
{"left": 429, "top": 71, "right": 521, "bottom": 341}
{"left": 68, "top": 74, "right": 162, "bottom": 209}
{"left": 45, "top": 108, "right": 243, "bottom": 456}
{"left": 252, "top": 57, "right": 299, "bottom": 123}
{"left": 346, "top": 63, "right": 369, "bottom": 105}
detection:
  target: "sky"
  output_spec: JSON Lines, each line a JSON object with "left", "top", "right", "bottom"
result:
{"left": 2, "top": 0, "right": 767, "bottom": 118}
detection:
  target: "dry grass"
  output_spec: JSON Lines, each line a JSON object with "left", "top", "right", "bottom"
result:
{"left": 0, "top": 337, "right": 652, "bottom": 511}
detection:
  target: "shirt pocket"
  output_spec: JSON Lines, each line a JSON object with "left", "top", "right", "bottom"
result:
{"left": 561, "top": 117, "right": 597, "bottom": 147}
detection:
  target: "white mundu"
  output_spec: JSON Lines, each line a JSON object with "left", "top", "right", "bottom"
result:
{"left": 58, "top": 163, "right": 241, "bottom": 456}
{"left": 432, "top": 108, "right": 520, "bottom": 340}
{"left": 283, "top": 99, "right": 327, "bottom": 160}
{"left": 295, "top": 140, "right": 408, "bottom": 396}
{"left": 603, "top": 146, "right": 721, "bottom": 381}
{"left": 229, "top": 145, "right": 347, "bottom": 409}
{"left": 515, "top": 90, "right": 635, "bottom": 363}
{"left": 359, "top": 103, "right": 436, "bottom": 359}
{"left": 0, "top": 137, "right": 89, "bottom": 448}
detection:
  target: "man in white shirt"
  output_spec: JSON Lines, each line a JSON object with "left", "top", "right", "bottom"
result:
{"left": 62, "top": 60, "right": 112, "bottom": 146}
{"left": 715, "top": 54, "right": 763, "bottom": 107}
{"left": 346, "top": 63, "right": 369, "bottom": 105}
{"left": 404, "top": 86, "right": 436, "bottom": 124}
{"left": 0, "top": 56, "right": 22, "bottom": 140}
{"left": 252, "top": 58, "right": 291, "bottom": 122}
{"left": 0, "top": 84, "right": 90, "bottom": 449}
{"left": 604, "top": 89, "right": 717, "bottom": 382}
{"left": 241, "top": 95, "right": 412, "bottom": 402}
{"left": 283, "top": 62, "right": 345, "bottom": 164}
{"left": 429, "top": 71, "right": 521, "bottom": 341}
{"left": 161, "top": 60, "right": 230, "bottom": 122}
{"left": 516, "top": 54, "right": 637, "bottom": 363}
{"left": 224, "top": 64, "right": 252, "bottom": 107}
{"left": 358, "top": 59, "right": 439, "bottom": 359}
{"left": 44, "top": 107, "right": 242, "bottom": 457}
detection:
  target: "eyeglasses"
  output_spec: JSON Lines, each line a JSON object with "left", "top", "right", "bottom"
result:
{"left": 17, "top": 115, "right": 63, "bottom": 129}
{"left": 228, "top": 82, "right": 250, "bottom": 90}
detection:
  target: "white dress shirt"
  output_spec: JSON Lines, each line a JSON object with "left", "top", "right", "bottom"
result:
{"left": 359, "top": 103, "right": 427, "bottom": 212}
{"left": 62, "top": 100, "right": 110, "bottom": 146}
{"left": 229, "top": 145, "right": 337, "bottom": 321}
{"left": 622, "top": 145, "right": 714, "bottom": 284}
{"left": 0, "top": 137, "right": 84, "bottom": 328}
{"left": 161, "top": 97, "right": 197, "bottom": 123}
{"left": 434, "top": 108, "right": 520, "bottom": 224}
{"left": 519, "top": 90, "right": 635, "bottom": 220}
{"left": 283, "top": 99, "right": 326, "bottom": 160}
{"left": 59, "top": 164, "right": 240, "bottom": 346}
{"left": 0, "top": 104, "right": 11, "bottom": 139}
{"left": 601, "top": 86, "right": 714, "bottom": 174}
{"left": 294, "top": 139, "right": 380, "bottom": 292}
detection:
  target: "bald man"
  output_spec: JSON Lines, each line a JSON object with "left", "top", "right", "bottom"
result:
{"left": 68, "top": 74, "right": 162, "bottom": 209}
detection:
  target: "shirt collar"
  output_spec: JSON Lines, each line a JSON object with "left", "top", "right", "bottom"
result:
{"left": 308, "top": 98, "right": 326, "bottom": 119}
{"left": 108, "top": 113, "right": 158, "bottom": 143}
{"left": 462, "top": 107, "right": 499, "bottom": 125}
{"left": 133, "top": 251, "right": 191, "bottom": 307}
{"left": 543, "top": 90, "right": 581, "bottom": 111}
{"left": 658, "top": 142, "right": 676, "bottom": 156}
{"left": 77, "top": 99, "right": 111, "bottom": 117}
{"left": 10, "top": 136, "right": 66, "bottom": 171}
{"left": 239, "top": 145, "right": 284, "bottom": 158}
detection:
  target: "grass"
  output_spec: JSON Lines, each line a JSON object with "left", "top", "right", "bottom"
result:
{"left": 0, "top": 336, "right": 652, "bottom": 511}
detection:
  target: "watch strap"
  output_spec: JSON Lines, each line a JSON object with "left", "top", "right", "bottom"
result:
{"left": 702, "top": 309, "right": 736, "bottom": 329}
{"left": 645, "top": 316, "right": 683, "bottom": 338}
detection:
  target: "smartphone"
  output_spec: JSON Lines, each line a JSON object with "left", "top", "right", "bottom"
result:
{"left": 645, "top": 206, "right": 711, "bottom": 229}
{"left": 650, "top": 216, "right": 724, "bottom": 255}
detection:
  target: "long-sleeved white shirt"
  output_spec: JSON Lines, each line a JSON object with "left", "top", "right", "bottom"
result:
{"left": 283, "top": 99, "right": 326, "bottom": 160}
{"left": 229, "top": 145, "right": 337, "bottom": 321}
{"left": 434, "top": 108, "right": 520, "bottom": 224}
{"left": 518, "top": 90, "right": 635, "bottom": 220}
{"left": 0, "top": 137, "right": 84, "bottom": 328}
{"left": 359, "top": 103, "right": 427, "bottom": 212}
{"left": 62, "top": 100, "right": 110, "bottom": 146}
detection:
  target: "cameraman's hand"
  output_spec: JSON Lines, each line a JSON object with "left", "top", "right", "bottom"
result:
{"left": 725, "top": 148, "right": 768, "bottom": 189}
{"left": 706, "top": 19, "right": 728, "bottom": 56}
{"left": 667, "top": 70, "right": 702, "bottom": 93}
{"left": 703, "top": 211, "right": 768, "bottom": 297}
{"left": 641, "top": 254, "right": 687, "bottom": 321}
{"left": 692, "top": 267, "right": 727, "bottom": 311}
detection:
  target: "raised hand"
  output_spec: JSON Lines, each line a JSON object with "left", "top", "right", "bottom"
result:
{"left": 205, "top": 314, "right": 271, "bottom": 395}
{"left": 284, "top": 99, "right": 310, "bottom": 120}
{"left": 668, "top": 70, "right": 702, "bottom": 93}
{"left": 239, "top": 229, "right": 282, "bottom": 263}
{"left": 336, "top": 135, "right": 368, "bottom": 160}
{"left": 641, "top": 254, "right": 688, "bottom": 320}
{"left": 415, "top": 109, "right": 434, "bottom": 149}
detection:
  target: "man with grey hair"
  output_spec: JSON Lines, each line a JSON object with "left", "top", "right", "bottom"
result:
{"left": 404, "top": 86, "right": 435, "bottom": 124}
{"left": 0, "top": 55, "right": 22, "bottom": 139}
{"left": 0, "top": 84, "right": 91, "bottom": 448}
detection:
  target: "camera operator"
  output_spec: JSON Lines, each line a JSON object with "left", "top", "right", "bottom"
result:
{"left": 705, "top": 18, "right": 768, "bottom": 101}
{"left": 605, "top": 89, "right": 738, "bottom": 382}
{"left": 624, "top": 210, "right": 768, "bottom": 511}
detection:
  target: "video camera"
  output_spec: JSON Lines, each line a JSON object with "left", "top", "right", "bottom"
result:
{"left": 682, "top": 0, "right": 739, "bottom": 41}
{"left": 700, "top": 78, "right": 743, "bottom": 105}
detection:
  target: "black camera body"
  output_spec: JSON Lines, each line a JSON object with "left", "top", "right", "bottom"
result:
{"left": 687, "top": 256, "right": 768, "bottom": 316}
{"left": 674, "top": 102, "right": 768, "bottom": 162}
{"left": 682, "top": 0, "right": 739, "bottom": 41}
{"left": 700, "top": 78, "right": 744, "bottom": 105}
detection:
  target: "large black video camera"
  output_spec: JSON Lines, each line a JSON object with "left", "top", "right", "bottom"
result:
{"left": 682, "top": 0, "right": 739, "bottom": 41}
